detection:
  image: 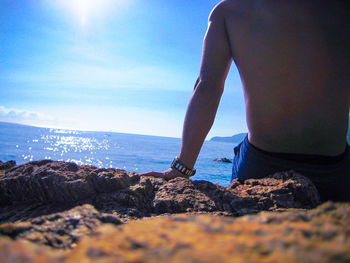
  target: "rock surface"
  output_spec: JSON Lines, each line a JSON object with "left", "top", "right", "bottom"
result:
{"left": 62, "top": 202, "right": 350, "bottom": 263}
{"left": 1, "top": 160, "right": 348, "bottom": 262}
{"left": 1, "top": 202, "right": 349, "bottom": 263}
{"left": 0, "top": 204, "right": 122, "bottom": 249}
{"left": 0, "top": 160, "right": 16, "bottom": 170}
{"left": 0, "top": 160, "right": 320, "bottom": 223}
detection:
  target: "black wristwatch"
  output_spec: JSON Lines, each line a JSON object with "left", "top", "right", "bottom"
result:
{"left": 171, "top": 157, "right": 196, "bottom": 177}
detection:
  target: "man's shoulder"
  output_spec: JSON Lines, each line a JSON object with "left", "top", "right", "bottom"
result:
{"left": 213, "top": 0, "right": 241, "bottom": 9}
{"left": 209, "top": 0, "right": 248, "bottom": 21}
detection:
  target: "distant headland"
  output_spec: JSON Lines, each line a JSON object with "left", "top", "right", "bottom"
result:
{"left": 210, "top": 133, "right": 247, "bottom": 143}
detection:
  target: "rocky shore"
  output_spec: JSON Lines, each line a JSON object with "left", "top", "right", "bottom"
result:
{"left": 0, "top": 160, "right": 349, "bottom": 262}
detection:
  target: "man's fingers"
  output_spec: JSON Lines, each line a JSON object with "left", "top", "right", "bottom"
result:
{"left": 139, "top": 171, "right": 163, "bottom": 178}
{"left": 140, "top": 169, "right": 191, "bottom": 180}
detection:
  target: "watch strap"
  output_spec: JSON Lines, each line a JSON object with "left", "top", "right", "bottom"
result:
{"left": 171, "top": 157, "right": 196, "bottom": 177}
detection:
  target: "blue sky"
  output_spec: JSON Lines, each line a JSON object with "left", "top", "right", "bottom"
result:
{"left": 0, "top": 0, "right": 247, "bottom": 138}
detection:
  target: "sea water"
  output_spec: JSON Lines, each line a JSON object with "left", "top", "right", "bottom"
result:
{"left": 0, "top": 122, "right": 237, "bottom": 186}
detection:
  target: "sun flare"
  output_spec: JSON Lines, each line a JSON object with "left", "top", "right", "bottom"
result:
{"left": 53, "top": 0, "right": 127, "bottom": 26}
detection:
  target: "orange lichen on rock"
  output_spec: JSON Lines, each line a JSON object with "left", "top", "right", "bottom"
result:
{"left": 66, "top": 202, "right": 350, "bottom": 263}
{"left": 0, "top": 237, "right": 66, "bottom": 263}
{"left": 0, "top": 202, "right": 349, "bottom": 262}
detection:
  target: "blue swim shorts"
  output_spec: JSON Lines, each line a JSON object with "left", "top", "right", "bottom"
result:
{"left": 232, "top": 136, "right": 350, "bottom": 201}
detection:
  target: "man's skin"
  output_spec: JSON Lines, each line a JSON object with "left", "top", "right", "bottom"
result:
{"left": 141, "top": 0, "right": 350, "bottom": 180}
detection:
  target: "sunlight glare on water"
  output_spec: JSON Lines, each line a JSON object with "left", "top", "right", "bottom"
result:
{"left": 40, "top": 129, "right": 111, "bottom": 168}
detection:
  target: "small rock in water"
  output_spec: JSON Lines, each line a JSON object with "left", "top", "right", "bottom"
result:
{"left": 214, "top": 158, "right": 232, "bottom": 163}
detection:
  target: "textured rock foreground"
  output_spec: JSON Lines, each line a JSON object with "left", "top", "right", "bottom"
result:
{"left": 1, "top": 202, "right": 350, "bottom": 263}
{"left": 0, "top": 160, "right": 320, "bottom": 222}
{"left": 0, "top": 160, "right": 349, "bottom": 262}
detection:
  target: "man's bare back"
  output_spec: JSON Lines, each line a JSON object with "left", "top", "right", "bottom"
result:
{"left": 142, "top": 0, "right": 350, "bottom": 192}
{"left": 222, "top": 0, "right": 350, "bottom": 156}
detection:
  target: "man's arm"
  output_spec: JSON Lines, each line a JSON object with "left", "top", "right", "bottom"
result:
{"left": 141, "top": 3, "right": 233, "bottom": 179}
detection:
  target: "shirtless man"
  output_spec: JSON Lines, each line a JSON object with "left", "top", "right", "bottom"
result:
{"left": 142, "top": 0, "right": 350, "bottom": 201}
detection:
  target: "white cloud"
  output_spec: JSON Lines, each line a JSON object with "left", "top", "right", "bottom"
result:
{"left": 0, "top": 106, "right": 41, "bottom": 119}
{"left": 0, "top": 106, "right": 56, "bottom": 126}
{"left": 0, "top": 105, "right": 184, "bottom": 137}
{"left": 0, "top": 104, "right": 246, "bottom": 138}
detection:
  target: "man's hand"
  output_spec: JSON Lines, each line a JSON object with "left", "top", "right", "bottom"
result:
{"left": 140, "top": 168, "right": 190, "bottom": 180}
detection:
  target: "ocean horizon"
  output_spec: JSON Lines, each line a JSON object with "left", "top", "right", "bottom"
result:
{"left": 0, "top": 121, "right": 236, "bottom": 186}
